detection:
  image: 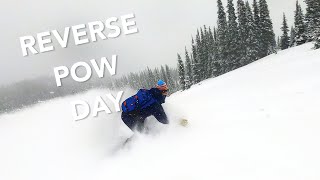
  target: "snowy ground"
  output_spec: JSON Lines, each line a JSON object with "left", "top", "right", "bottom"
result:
{"left": 0, "top": 43, "right": 320, "bottom": 180}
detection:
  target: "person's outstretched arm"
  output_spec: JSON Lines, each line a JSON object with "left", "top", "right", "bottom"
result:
{"left": 152, "top": 104, "right": 169, "bottom": 124}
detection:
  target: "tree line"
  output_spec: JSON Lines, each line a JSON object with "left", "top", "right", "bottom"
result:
{"left": 0, "top": 66, "right": 179, "bottom": 114}
{"left": 177, "top": 0, "right": 320, "bottom": 91}
{"left": 111, "top": 65, "right": 180, "bottom": 93}
{"left": 279, "top": 0, "right": 320, "bottom": 50}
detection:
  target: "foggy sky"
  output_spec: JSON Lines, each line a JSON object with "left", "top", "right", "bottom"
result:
{"left": 0, "top": 0, "right": 305, "bottom": 85}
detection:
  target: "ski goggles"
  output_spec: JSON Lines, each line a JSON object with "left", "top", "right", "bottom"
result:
{"left": 156, "top": 84, "right": 168, "bottom": 91}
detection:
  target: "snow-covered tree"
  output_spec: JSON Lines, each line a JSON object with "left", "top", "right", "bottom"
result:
{"left": 304, "top": 0, "right": 320, "bottom": 48}
{"left": 199, "top": 27, "right": 210, "bottom": 80}
{"left": 294, "top": 1, "right": 307, "bottom": 46}
{"left": 276, "top": 36, "right": 281, "bottom": 51}
{"left": 259, "top": 0, "right": 276, "bottom": 56}
{"left": 165, "top": 65, "right": 174, "bottom": 89}
{"left": 290, "top": 26, "right": 296, "bottom": 47}
{"left": 172, "top": 0, "right": 308, "bottom": 91}
{"left": 237, "top": 0, "right": 248, "bottom": 66}
{"left": 160, "top": 66, "right": 168, "bottom": 85}
{"left": 280, "top": 13, "right": 290, "bottom": 50}
{"left": 305, "top": 0, "right": 320, "bottom": 48}
{"left": 177, "top": 54, "right": 186, "bottom": 90}
{"left": 191, "top": 37, "right": 201, "bottom": 84}
{"left": 217, "top": 0, "right": 228, "bottom": 74}
{"left": 245, "top": 1, "right": 260, "bottom": 63}
{"left": 147, "top": 67, "right": 156, "bottom": 88}
{"left": 184, "top": 47, "right": 193, "bottom": 89}
{"left": 207, "top": 26, "right": 218, "bottom": 77}
{"left": 203, "top": 25, "right": 212, "bottom": 79}
{"left": 153, "top": 68, "right": 161, "bottom": 82}
{"left": 252, "top": 0, "right": 262, "bottom": 59}
{"left": 226, "top": 0, "right": 240, "bottom": 71}
{"left": 213, "top": 27, "right": 218, "bottom": 41}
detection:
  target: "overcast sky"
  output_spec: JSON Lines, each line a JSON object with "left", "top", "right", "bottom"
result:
{"left": 0, "top": 0, "right": 305, "bottom": 85}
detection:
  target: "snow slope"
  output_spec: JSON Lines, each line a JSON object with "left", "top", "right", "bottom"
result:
{"left": 0, "top": 43, "right": 320, "bottom": 180}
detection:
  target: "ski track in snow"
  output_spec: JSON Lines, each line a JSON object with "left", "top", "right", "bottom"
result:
{"left": 0, "top": 43, "right": 320, "bottom": 180}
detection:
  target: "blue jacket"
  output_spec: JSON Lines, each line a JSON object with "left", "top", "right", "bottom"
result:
{"left": 121, "top": 88, "right": 168, "bottom": 127}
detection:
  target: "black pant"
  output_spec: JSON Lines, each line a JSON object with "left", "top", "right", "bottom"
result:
{"left": 121, "top": 104, "right": 168, "bottom": 131}
{"left": 121, "top": 111, "right": 146, "bottom": 131}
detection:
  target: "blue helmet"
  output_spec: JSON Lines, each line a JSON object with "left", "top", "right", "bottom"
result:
{"left": 156, "top": 80, "right": 168, "bottom": 92}
{"left": 157, "top": 80, "right": 166, "bottom": 86}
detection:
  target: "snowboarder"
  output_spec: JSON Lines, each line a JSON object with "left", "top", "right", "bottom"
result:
{"left": 121, "top": 80, "right": 169, "bottom": 131}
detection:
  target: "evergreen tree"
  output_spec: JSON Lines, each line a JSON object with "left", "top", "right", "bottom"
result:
{"left": 316, "top": 32, "right": 320, "bottom": 49}
{"left": 208, "top": 27, "right": 220, "bottom": 77}
{"left": 237, "top": 0, "right": 248, "bottom": 66}
{"left": 191, "top": 37, "right": 201, "bottom": 83}
{"left": 153, "top": 68, "right": 161, "bottom": 82}
{"left": 315, "top": 0, "right": 320, "bottom": 49}
{"left": 140, "top": 71, "right": 148, "bottom": 88}
{"left": 217, "top": 0, "right": 228, "bottom": 74}
{"left": 184, "top": 47, "right": 193, "bottom": 89}
{"left": 196, "top": 28, "right": 207, "bottom": 81}
{"left": 160, "top": 66, "right": 168, "bottom": 85}
{"left": 316, "top": 18, "right": 320, "bottom": 48}
{"left": 165, "top": 65, "right": 174, "bottom": 89}
{"left": 252, "top": 0, "right": 262, "bottom": 58}
{"left": 276, "top": 36, "right": 281, "bottom": 50}
{"left": 245, "top": 1, "right": 260, "bottom": 63}
{"left": 147, "top": 67, "right": 156, "bottom": 88}
{"left": 316, "top": 30, "right": 320, "bottom": 48}
{"left": 306, "top": 0, "right": 320, "bottom": 48}
{"left": 177, "top": 54, "right": 186, "bottom": 90}
{"left": 207, "top": 26, "right": 217, "bottom": 77}
{"left": 203, "top": 25, "right": 212, "bottom": 79}
{"left": 280, "top": 13, "right": 290, "bottom": 50}
{"left": 294, "top": 1, "right": 307, "bottom": 46}
{"left": 196, "top": 29, "right": 204, "bottom": 80}
{"left": 259, "top": 0, "right": 276, "bottom": 56}
{"left": 226, "top": 0, "right": 240, "bottom": 71}
{"left": 304, "top": 0, "right": 319, "bottom": 41}
{"left": 290, "top": 26, "right": 296, "bottom": 47}
{"left": 213, "top": 27, "right": 218, "bottom": 41}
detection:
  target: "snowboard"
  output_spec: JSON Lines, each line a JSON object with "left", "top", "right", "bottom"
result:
{"left": 120, "top": 118, "right": 189, "bottom": 148}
